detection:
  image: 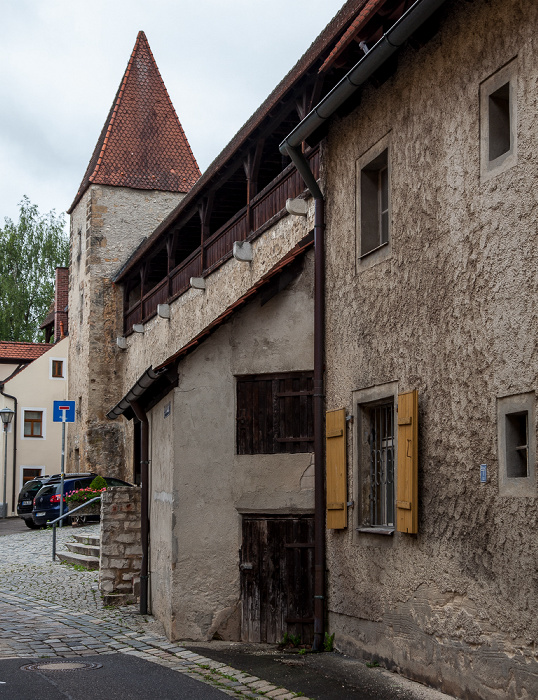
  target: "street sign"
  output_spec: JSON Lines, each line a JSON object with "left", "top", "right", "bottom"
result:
{"left": 53, "top": 400, "right": 76, "bottom": 423}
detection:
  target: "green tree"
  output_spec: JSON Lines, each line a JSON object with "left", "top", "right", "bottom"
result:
{"left": 0, "top": 197, "right": 69, "bottom": 342}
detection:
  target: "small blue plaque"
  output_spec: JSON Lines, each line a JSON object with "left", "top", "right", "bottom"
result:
{"left": 480, "top": 464, "right": 487, "bottom": 483}
{"left": 164, "top": 402, "right": 171, "bottom": 419}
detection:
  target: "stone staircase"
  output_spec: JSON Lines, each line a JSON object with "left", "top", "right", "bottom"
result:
{"left": 57, "top": 533, "right": 100, "bottom": 570}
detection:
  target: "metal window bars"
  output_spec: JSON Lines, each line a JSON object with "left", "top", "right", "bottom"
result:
{"left": 368, "top": 403, "right": 395, "bottom": 527}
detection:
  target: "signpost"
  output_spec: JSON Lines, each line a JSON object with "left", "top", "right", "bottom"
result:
{"left": 53, "top": 401, "right": 75, "bottom": 527}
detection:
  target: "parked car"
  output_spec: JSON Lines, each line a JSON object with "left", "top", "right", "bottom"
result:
{"left": 17, "top": 473, "right": 98, "bottom": 528}
{"left": 32, "top": 475, "right": 133, "bottom": 527}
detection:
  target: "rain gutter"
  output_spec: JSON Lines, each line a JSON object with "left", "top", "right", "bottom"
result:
{"left": 279, "top": 0, "right": 448, "bottom": 653}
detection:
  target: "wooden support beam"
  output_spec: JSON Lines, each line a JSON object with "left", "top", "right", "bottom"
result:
{"left": 198, "top": 193, "right": 214, "bottom": 275}
{"left": 243, "top": 139, "right": 265, "bottom": 234}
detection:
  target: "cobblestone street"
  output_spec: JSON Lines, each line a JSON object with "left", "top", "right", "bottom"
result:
{"left": 0, "top": 524, "right": 303, "bottom": 699}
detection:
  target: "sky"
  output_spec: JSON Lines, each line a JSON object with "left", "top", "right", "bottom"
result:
{"left": 1, "top": 0, "right": 345, "bottom": 227}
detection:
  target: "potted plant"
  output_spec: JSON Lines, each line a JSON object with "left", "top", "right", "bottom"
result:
{"left": 66, "top": 475, "right": 107, "bottom": 517}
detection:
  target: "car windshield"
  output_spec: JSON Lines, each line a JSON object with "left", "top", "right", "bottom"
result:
{"left": 20, "top": 481, "right": 42, "bottom": 498}
{"left": 36, "top": 485, "right": 57, "bottom": 497}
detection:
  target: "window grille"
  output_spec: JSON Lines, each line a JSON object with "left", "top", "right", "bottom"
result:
{"left": 368, "top": 403, "right": 394, "bottom": 527}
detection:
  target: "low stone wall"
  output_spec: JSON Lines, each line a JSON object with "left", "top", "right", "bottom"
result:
{"left": 99, "top": 486, "right": 142, "bottom": 606}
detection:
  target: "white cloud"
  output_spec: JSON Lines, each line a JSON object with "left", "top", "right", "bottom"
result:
{"left": 1, "top": 0, "right": 344, "bottom": 223}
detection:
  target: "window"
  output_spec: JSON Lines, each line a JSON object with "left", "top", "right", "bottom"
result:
{"left": 51, "top": 360, "right": 64, "bottom": 378}
{"left": 360, "top": 149, "right": 389, "bottom": 256}
{"left": 24, "top": 410, "right": 43, "bottom": 438}
{"left": 236, "top": 372, "right": 314, "bottom": 455}
{"left": 480, "top": 58, "right": 517, "bottom": 180}
{"left": 361, "top": 401, "right": 395, "bottom": 528}
{"left": 354, "top": 382, "right": 398, "bottom": 534}
{"left": 497, "top": 392, "right": 535, "bottom": 497}
{"left": 356, "top": 134, "right": 391, "bottom": 269}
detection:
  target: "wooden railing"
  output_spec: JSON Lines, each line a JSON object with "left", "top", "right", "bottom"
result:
{"left": 124, "top": 148, "right": 319, "bottom": 333}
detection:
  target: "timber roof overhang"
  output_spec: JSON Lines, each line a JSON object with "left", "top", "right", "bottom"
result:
{"left": 107, "top": 231, "right": 314, "bottom": 420}
{"left": 112, "top": 0, "right": 393, "bottom": 284}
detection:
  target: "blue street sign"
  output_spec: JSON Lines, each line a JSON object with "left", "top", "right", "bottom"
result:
{"left": 53, "top": 400, "right": 76, "bottom": 423}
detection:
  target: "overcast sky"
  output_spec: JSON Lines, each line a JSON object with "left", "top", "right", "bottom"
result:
{"left": 1, "top": 0, "right": 345, "bottom": 227}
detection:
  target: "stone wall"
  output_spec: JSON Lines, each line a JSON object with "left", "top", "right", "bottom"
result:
{"left": 323, "top": 0, "right": 538, "bottom": 698}
{"left": 67, "top": 185, "right": 185, "bottom": 480}
{"left": 99, "top": 486, "right": 142, "bottom": 605}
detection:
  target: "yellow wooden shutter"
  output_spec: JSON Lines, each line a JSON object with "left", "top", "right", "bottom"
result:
{"left": 396, "top": 390, "right": 418, "bottom": 534}
{"left": 326, "top": 408, "right": 347, "bottom": 529}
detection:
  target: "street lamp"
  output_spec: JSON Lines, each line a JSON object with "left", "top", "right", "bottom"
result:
{"left": 0, "top": 407, "right": 15, "bottom": 519}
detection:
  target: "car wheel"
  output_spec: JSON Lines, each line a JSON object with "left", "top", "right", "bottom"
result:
{"left": 24, "top": 519, "right": 40, "bottom": 529}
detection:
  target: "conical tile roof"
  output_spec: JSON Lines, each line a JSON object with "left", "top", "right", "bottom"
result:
{"left": 69, "top": 31, "right": 200, "bottom": 213}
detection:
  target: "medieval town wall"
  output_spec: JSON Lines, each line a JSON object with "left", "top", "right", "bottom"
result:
{"left": 323, "top": 0, "right": 538, "bottom": 698}
{"left": 113, "top": 204, "right": 315, "bottom": 391}
{"left": 146, "top": 250, "right": 315, "bottom": 641}
{"left": 68, "top": 185, "right": 185, "bottom": 479}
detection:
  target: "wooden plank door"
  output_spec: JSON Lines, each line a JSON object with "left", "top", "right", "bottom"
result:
{"left": 240, "top": 515, "right": 314, "bottom": 644}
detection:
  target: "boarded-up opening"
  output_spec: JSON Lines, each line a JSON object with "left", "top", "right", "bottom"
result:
{"left": 240, "top": 514, "right": 314, "bottom": 644}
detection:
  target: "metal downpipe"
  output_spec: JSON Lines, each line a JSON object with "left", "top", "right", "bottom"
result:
{"left": 312, "top": 195, "right": 326, "bottom": 652}
{"left": 284, "top": 144, "right": 326, "bottom": 652}
{"left": 0, "top": 386, "right": 18, "bottom": 513}
{"left": 130, "top": 400, "right": 150, "bottom": 615}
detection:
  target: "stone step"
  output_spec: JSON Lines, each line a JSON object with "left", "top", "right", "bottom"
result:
{"left": 57, "top": 551, "right": 99, "bottom": 570}
{"left": 72, "top": 534, "right": 100, "bottom": 547}
{"left": 66, "top": 542, "right": 100, "bottom": 558}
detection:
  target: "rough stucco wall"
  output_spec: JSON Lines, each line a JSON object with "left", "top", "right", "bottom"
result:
{"left": 147, "top": 253, "right": 315, "bottom": 641}
{"left": 324, "top": 1, "right": 538, "bottom": 699}
{"left": 67, "top": 185, "right": 184, "bottom": 479}
{"left": 147, "top": 395, "right": 175, "bottom": 638}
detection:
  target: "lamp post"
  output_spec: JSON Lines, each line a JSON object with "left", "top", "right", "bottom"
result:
{"left": 0, "top": 407, "right": 15, "bottom": 519}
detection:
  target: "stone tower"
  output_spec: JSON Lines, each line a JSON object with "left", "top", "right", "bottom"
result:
{"left": 67, "top": 32, "right": 200, "bottom": 478}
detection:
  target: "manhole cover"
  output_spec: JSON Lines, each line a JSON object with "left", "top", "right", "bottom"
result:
{"left": 21, "top": 661, "right": 102, "bottom": 672}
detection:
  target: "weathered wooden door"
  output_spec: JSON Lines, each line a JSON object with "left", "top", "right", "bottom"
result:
{"left": 240, "top": 515, "right": 314, "bottom": 644}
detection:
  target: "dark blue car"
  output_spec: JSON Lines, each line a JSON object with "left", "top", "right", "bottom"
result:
{"left": 32, "top": 475, "right": 133, "bottom": 526}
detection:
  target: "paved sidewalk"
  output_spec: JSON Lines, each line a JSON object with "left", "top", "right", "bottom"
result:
{"left": 0, "top": 524, "right": 301, "bottom": 698}
{"left": 0, "top": 522, "right": 455, "bottom": 700}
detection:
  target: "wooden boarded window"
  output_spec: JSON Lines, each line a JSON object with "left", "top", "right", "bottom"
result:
{"left": 396, "top": 389, "right": 418, "bottom": 534}
{"left": 236, "top": 372, "right": 314, "bottom": 454}
{"left": 326, "top": 408, "right": 347, "bottom": 529}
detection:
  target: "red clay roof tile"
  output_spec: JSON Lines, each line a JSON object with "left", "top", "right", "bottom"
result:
{"left": 69, "top": 31, "right": 200, "bottom": 213}
{"left": 0, "top": 341, "right": 52, "bottom": 363}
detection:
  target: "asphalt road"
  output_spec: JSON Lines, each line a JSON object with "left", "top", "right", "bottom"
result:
{"left": 0, "top": 655, "right": 228, "bottom": 699}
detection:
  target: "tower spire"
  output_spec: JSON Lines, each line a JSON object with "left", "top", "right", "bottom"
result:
{"left": 69, "top": 31, "right": 200, "bottom": 213}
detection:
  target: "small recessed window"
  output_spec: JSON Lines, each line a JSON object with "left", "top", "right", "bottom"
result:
{"left": 505, "top": 412, "right": 528, "bottom": 479}
{"left": 356, "top": 134, "right": 392, "bottom": 271}
{"left": 488, "top": 83, "right": 511, "bottom": 161}
{"left": 24, "top": 411, "right": 43, "bottom": 438}
{"left": 497, "top": 393, "right": 535, "bottom": 497}
{"left": 480, "top": 58, "right": 517, "bottom": 180}
{"left": 360, "top": 148, "right": 389, "bottom": 257}
{"left": 52, "top": 360, "right": 64, "bottom": 378}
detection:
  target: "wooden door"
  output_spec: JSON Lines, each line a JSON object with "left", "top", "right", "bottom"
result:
{"left": 240, "top": 515, "right": 314, "bottom": 644}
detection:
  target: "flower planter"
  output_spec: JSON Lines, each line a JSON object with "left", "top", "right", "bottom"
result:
{"left": 68, "top": 501, "right": 101, "bottom": 517}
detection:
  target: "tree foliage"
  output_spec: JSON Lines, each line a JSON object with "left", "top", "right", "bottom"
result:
{"left": 0, "top": 197, "right": 69, "bottom": 342}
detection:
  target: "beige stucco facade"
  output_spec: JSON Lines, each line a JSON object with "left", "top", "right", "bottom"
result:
{"left": 323, "top": 0, "right": 538, "bottom": 698}
{"left": 145, "top": 251, "right": 315, "bottom": 640}
{"left": 0, "top": 338, "right": 68, "bottom": 515}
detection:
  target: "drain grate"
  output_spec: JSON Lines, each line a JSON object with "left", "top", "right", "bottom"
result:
{"left": 21, "top": 661, "right": 102, "bottom": 672}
